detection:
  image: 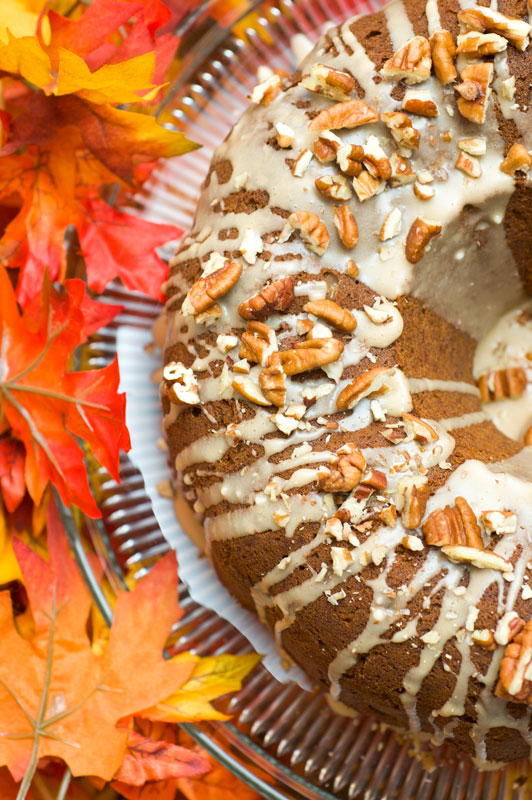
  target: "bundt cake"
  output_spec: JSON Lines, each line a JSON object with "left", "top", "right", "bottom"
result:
{"left": 162, "top": 0, "right": 532, "bottom": 766}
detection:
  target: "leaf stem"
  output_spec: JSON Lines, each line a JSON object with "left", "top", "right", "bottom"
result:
{"left": 55, "top": 768, "right": 71, "bottom": 800}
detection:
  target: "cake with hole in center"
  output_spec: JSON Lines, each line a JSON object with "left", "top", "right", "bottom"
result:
{"left": 162, "top": 0, "right": 532, "bottom": 766}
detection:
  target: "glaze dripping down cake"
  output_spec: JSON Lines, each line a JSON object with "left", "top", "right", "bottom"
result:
{"left": 162, "top": 0, "right": 532, "bottom": 766}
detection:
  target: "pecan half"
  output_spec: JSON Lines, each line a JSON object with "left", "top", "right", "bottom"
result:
{"left": 333, "top": 204, "right": 359, "bottom": 248}
{"left": 455, "top": 62, "right": 493, "bottom": 124}
{"left": 396, "top": 475, "right": 429, "bottom": 529}
{"left": 496, "top": 621, "right": 532, "bottom": 704}
{"left": 163, "top": 362, "right": 200, "bottom": 405}
{"left": 315, "top": 174, "right": 352, "bottom": 201}
{"left": 423, "top": 496, "right": 483, "bottom": 548}
{"left": 458, "top": 6, "right": 531, "bottom": 51}
{"left": 238, "top": 276, "right": 295, "bottom": 320}
{"left": 313, "top": 131, "right": 342, "bottom": 162}
{"left": 287, "top": 211, "right": 330, "bottom": 255}
{"left": 319, "top": 448, "right": 366, "bottom": 492}
{"left": 183, "top": 260, "right": 242, "bottom": 315}
{"left": 259, "top": 353, "right": 286, "bottom": 407}
{"left": 500, "top": 143, "right": 532, "bottom": 176}
{"left": 381, "top": 112, "right": 420, "bottom": 150}
{"left": 402, "top": 89, "right": 439, "bottom": 117}
{"left": 381, "top": 36, "right": 432, "bottom": 84}
{"left": 239, "top": 321, "right": 277, "bottom": 365}
{"left": 336, "top": 367, "right": 392, "bottom": 411}
{"left": 300, "top": 63, "right": 356, "bottom": 101}
{"left": 308, "top": 98, "right": 379, "bottom": 132}
{"left": 477, "top": 367, "right": 527, "bottom": 402}
{"left": 442, "top": 545, "right": 513, "bottom": 572}
{"left": 279, "top": 337, "right": 344, "bottom": 375}
{"left": 405, "top": 218, "right": 441, "bottom": 264}
{"left": 430, "top": 30, "right": 457, "bottom": 84}
{"left": 303, "top": 298, "right": 357, "bottom": 332}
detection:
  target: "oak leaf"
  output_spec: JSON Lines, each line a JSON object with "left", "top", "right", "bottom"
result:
{"left": 0, "top": 267, "right": 130, "bottom": 515}
{"left": 0, "top": 505, "right": 198, "bottom": 782}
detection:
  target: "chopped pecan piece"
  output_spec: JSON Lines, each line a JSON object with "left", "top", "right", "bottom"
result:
{"left": 500, "top": 143, "right": 532, "bottom": 176}
{"left": 423, "top": 496, "right": 483, "bottom": 548}
{"left": 259, "top": 353, "right": 286, "bottom": 407}
{"left": 405, "top": 218, "right": 441, "bottom": 264}
{"left": 279, "top": 337, "right": 344, "bottom": 375}
{"left": 313, "top": 131, "right": 342, "bottom": 162}
{"left": 381, "top": 111, "right": 420, "bottom": 150}
{"left": 333, "top": 204, "right": 359, "bottom": 248}
{"left": 163, "top": 362, "right": 200, "bottom": 405}
{"left": 455, "top": 62, "right": 493, "bottom": 124}
{"left": 336, "top": 367, "right": 392, "bottom": 411}
{"left": 380, "top": 208, "right": 402, "bottom": 241}
{"left": 274, "top": 122, "right": 295, "bottom": 148}
{"left": 481, "top": 509, "right": 518, "bottom": 535}
{"left": 381, "top": 36, "right": 432, "bottom": 84}
{"left": 308, "top": 98, "right": 378, "bottom": 132}
{"left": 238, "top": 276, "right": 295, "bottom": 320}
{"left": 239, "top": 321, "right": 277, "bottom": 365}
{"left": 319, "top": 448, "right": 366, "bottom": 492}
{"left": 457, "top": 31, "right": 507, "bottom": 55}
{"left": 477, "top": 367, "right": 527, "bottom": 402}
{"left": 402, "top": 89, "right": 438, "bottom": 117}
{"left": 458, "top": 5, "right": 531, "bottom": 51}
{"left": 182, "top": 260, "right": 242, "bottom": 315}
{"left": 303, "top": 298, "right": 357, "bottom": 332}
{"left": 336, "top": 143, "right": 364, "bottom": 177}
{"left": 232, "top": 375, "right": 271, "bottom": 406}
{"left": 455, "top": 151, "right": 482, "bottom": 178}
{"left": 429, "top": 30, "right": 457, "bottom": 84}
{"left": 496, "top": 620, "right": 532, "bottom": 704}
{"left": 396, "top": 475, "right": 429, "bottom": 529}
{"left": 300, "top": 63, "right": 356, "bottom": 101}
{"left": 442, "top": 545, "right": 513, "bottom": 572}
{"left": 315, "top": 174, "right": 352, "bottom": 201}
{"left": 250, "top": 74, "right": 282, "bottom": 105}
{"left": 286, "top": 211, "right": 330, "bottom": 255}
{"left": 402, "top": 413, "right": 438, "bottom": 444}
{"left": 292, "top": 148, "right": 313, "bottom": 177}
{"left": 352, "top": 170, "right": 384, "bottom": 202}
{"left": 362, "top": 136, "right": 391, "bottom": 180}
{"left": 389, "top": 153, "right": 416, "bottom": 186}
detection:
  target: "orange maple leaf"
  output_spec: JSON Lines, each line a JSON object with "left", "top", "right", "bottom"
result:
{"left": 114, "top": 729, "right": 208, "bottom": 786}
{"left": 0, "top": 266, "right": 130, "bottom": 516}
{"left": 0, "top": 503, "right": 198, "bottom": 784}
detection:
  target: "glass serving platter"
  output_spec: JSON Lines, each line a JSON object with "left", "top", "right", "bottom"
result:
{"left": 71, "top": 1, "right": 532, "bottom": 797}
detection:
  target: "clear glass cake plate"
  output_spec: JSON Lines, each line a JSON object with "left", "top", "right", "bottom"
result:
{"left": 71, "top": 1, "right": 532, "bottom": 797}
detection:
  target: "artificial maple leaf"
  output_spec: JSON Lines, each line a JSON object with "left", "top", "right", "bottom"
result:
{"left": 113, "top": 729, "right": 208, "bottom": 786}
{"left": 0, "top": 436, "right": 25, "bottom": 513}
{"left": 0, "top": 505, "right": 198, "bottom": 783}
{"left": 142, "top": 652, "right": 262, "bottom": 723}
{"left": 0, "top": 267, "right": 130, "bottom": 515}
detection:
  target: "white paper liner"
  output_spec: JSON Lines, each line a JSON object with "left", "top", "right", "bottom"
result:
{"left": 117, "top": 325, "right": 312, "bottom": 688}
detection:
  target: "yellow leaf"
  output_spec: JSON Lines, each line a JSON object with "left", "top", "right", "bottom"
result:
{"left": 55, "top": 49, "right": 163, "bottom": 105}
{"left": 142, "top": 653, "right": 262, "bottom": 723}
{"left": 0, "top": 2, "right": 40, "bottom": 42}
{"left": 0, "top": 31, "right": 52, "bottom": 89}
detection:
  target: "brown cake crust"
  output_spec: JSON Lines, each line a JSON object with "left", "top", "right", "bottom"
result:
{"left": 163, "top": 0, "right": 532, "bottom": 767}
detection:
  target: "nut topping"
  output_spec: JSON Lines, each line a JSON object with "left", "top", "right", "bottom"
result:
{"left": 402, "top": 413, "right": 438, "bottom": 444}
{"left": 250, "top": 74, "right": 282, "bottom": 105}
{"left": 303, "top": 298, "right": 357, "bottom": 332}
{"left": 239, "top": 321, "right": 277, "bottom": 366}
{"left": 442, "top": 545, "right": 513, "bottom": 572}
{"left": 312, "top": 130, "right": 342, "bottom": 163}
{"left": 458, "top": 137, "right": 486, "bottom": 156}
{"left": 238, "top": 276, "right": 295, "bottom": 320}
{"left": 429, "top": 30, "right": 457, "bottom": 84}
{"left": 259, "top": 353, "right": 286, "bottom": 407}
{"left": 333, "top": 204, "right": 359, "bottom": 248}
{"left": 336, "top": 367, "right": 392, "bottom": 411}
{"left": 279, "top": 337, "right": 344, "bottom": 375}
{"left": 315, "top": 174, "right": 352, "bottom": 201}
{"left": 381, "top": 36, "right": 432, "bottom": 84}
{"left": 477, "top": 367, "right": 527, "bottom": 402}
{"left": 381, "top": 112, "right": 420, "bottom": 150}
{"left": 232, "top": 375, "right": 271, "bottom": 406}
{"left": 319, "top": 448, "right": 366, "bottom": 492}
{"left": 496, "top": 620, "right": 532, "bottom": 704}
{"left": 352, "top": 170, "right": 384, "bottom": 202}
{"left": 455, "top": 151, "right": 482, "bottom": 178}
{"left": 300, "top": 63, "right": 356, "bottom": 101}
{"left": 456, "top": 31, "right": 507, "bottom": 55}
{"left": 380, "top": 207, "right": 402, "bottom": 241}
{"left": 292, "top": 148, "right": 313, "bottom": 177}
{"left": 396, "top": 475, "right": 429, "bottom": 529}
{"left": 402, "top": 89, "right": 439, "bottom": 117}
{"left": 163, "top": 362, "right": 200, "bottom": 405}
{"left": 308, "top": 98, "right": 379, "bottom": 132}
{"left": 362, "top": 136, "right": 392, "bottom": 180}
{"left": 423, "top": 497, "right": 483, "bottom": 548}
{"left": 500, "top": 143, "right": 532, "bottom": 176}
{"left": 413, "top": 181, "right": 435, "bottom": 200}
{"left": 182, "top": 260, "right": 242, "bottom": 315}
{"left": 481, "top": 509, "right": 518, "bottom": 535}
{"left": 275, "top": 122, "right": 295, "bottom": 148}
{"left": 458, "top": 6, "right": 531, "bottom": 51}
{"left": 455, "top": 62, "right": 493, "bottom": 124}
{"left": 405, "top": 218, "right": 442, "bottom": 264}
{"left": 389, "top": 153, "right": 417, "bottom": 186}
{"left": 336, "top": 143, "right": 364, "bottom": 177}
{"left": 286, "top": 211, "right": 330, "bottom": 255}
{"left": 239, "top": 227, "right": 264, "bottom": 264}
